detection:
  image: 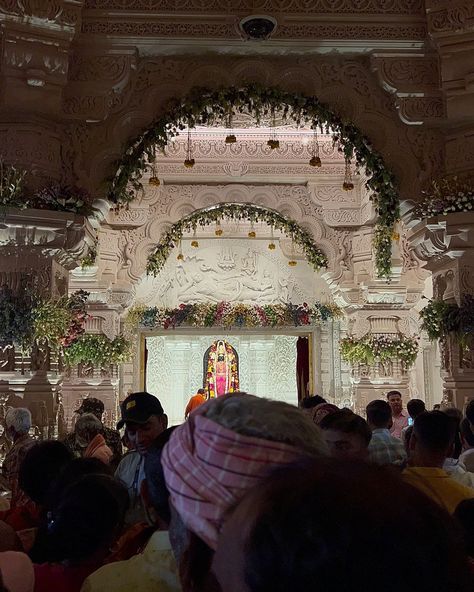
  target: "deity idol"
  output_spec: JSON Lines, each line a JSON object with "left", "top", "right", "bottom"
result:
{"left": 204, "top": 340, "right": 239, "bottom": 397}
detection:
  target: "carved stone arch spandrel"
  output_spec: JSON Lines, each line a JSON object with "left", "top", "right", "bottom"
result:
{"left": 105, "top": 183, "right": 343, "bottom": 286}
{"left": 76, "top": 56, "right": 442, "bottom": 202}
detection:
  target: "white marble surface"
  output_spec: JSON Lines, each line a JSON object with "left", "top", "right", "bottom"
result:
{"left": 145, "top": 333, "right": 298, "bottom": 426}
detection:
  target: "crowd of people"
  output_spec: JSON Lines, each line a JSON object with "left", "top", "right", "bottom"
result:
{"left": 0, "top": 389, "right": 473, "bottom": 592}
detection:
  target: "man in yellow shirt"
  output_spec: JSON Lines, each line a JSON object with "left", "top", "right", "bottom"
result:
{"left": 403, "top": 411, "right": 474, "bottom": 514}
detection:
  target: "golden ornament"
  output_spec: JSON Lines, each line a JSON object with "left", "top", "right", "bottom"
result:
{"left": 342, "top": 181, "right": 354, "bottom": 191}
{"left": 268, "top": 242, "right": 276, "bottom": 250}
{"left": 309, "top": 156, "right": 322, "bottom": 168}
{"left": 392, "top": 232, "right": 400, "bottom": 241}
{"left": 184, "top": 158, "right": 195, "bottom": 168}
{"left": 191, "top": 240, "right": 199, "bottom": 248}
{"left": 288, "top": 260, "right": 297, "bottom": 267}
{"left": 148, "top": 176, "right": 161, "bottom": 186}
{"left": 215, "top": 228, "right": 223, "bottom": 236}
{"left": 177, "top": 253, "right": 184, "bottom": 261}
{"left": 248, "top": 231, "right": 256, "bottom": 238}
{"left": 225, "top": 134, "right": 237, "bottom": 144}
{"left": 267, "top": 139, "right": 280, "bottom": 150}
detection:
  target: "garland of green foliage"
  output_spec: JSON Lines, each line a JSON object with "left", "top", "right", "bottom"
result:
{"left": 340, "top": 334, "right": 419, "bottom": 369}
{"left": 63, "top": 334, "right": 132, "bottom": 367}
{"left": 420, "top": 296, "right": 474, "bottom": 347}
{"left": 147, "top": 203, "right": 327, "bottom": 275}
{"left": 108, "top": 85, "right": 399, "bottom": 279}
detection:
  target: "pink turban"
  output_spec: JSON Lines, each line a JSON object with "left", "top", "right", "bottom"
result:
{"left": 0, "top": 552, "right": 34, "bottom": 592}
{"left": 162, "top": 408, "right": 306, "bottom": 550}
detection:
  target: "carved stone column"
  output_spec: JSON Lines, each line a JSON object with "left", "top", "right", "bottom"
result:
{"left": 62, "top": 264, "right": 134, "bottom": 429}
{"left": 407, "top": 212, "right": 474, "bottom": 409}
{"left": 0, "top": 208, "right": 93, "bottom": 438}
{"left": 327, "top": 224, "right": 428, "bottom": 412}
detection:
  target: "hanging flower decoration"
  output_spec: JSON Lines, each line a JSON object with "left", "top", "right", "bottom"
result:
{"left": 108, "top": 85, "right": 399, "bottom": 279}
{"left": 127, "top": 301, "right": 342, "bottom": 331}
{"left": 63, "top": 334, "right": 132, "bottom": 367}
{"left": 340, "top": 334, "right": 419, "bottom": 369}
{"left": 146, "top": 202, "right": 327, "bottom": 275}
{"left": 412, "top": 176, "right": 474, "bottom": 220}
{"left": 420, "top": 296, "right": 474, "bottom": 348}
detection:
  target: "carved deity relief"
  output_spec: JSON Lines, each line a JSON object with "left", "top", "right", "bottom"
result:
{"left": 134, "top": 238, "right": 324, "bottom": 308}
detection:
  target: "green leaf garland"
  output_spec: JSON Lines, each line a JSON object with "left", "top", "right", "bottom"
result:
{"left": 107, "top": 84, "right": 399, "bottom": 279}
{"left": 147, "top": 203, "right": 327, "bottom": 275}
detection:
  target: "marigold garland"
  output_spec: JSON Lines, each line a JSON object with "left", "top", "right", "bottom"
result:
{"left": 127, "top": 301, "right": 342, "bottom": 330}
{"left": 147, "top": 203, "right": 327, "bottom": 275}
{"left": 108, "top": 84, "right": 399, "bottom": 279}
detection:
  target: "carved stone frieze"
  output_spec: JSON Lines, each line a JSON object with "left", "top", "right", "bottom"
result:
{"left": 83, "top": 0, "right": 425, "bottom": 13}
{"left": 426, "top": 1, "right": 474, "bottom": 35}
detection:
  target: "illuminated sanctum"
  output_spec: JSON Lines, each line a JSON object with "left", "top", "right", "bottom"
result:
{"left": 0, "top": 1, "right": 473, "bottom": 436}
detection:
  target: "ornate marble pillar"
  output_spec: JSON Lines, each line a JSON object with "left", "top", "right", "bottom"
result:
{"left": 63, "top": 264, "right": 134, "bottom": 429}
{"left": 327, "top": 224, "right": 428, "bottom": 412}
{"left": 0, "top": 208, "right": 93, "bottom": 438}
{"left": 407, "top": 212, "right": 474, "bottom": 409}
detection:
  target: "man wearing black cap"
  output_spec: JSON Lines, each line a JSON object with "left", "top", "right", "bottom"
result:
{"left": 63, "top": 397, "right": 123, "bottom": 469}
{"left": 115, "top": 392, "right": 168, "bottom": 525}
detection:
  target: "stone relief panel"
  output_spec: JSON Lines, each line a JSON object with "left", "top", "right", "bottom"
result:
{"left": 103, "top": 183, "right": 350, "bottom": 284}
{"left": 134, "top": 238, "right": 329, "bottom": 308}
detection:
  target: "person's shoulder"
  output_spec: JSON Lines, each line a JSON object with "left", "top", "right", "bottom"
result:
{"left": 116, "top": 450, "right": 140, "bottom": 469}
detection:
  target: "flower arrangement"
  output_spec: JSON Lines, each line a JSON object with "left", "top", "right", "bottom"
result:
{"left": 147, "top": 203, "right": 328, "bottom": 275}
{"left": 127, "top": 301, "right": 342, "bottom": 331}
{"left": 63, "top": 334, "right": 132, "bottom": 367}
{"left": 33, "top": 290, "right": 89, "bottom": 351}
{"left": 0, "top": 161, "right": 26, "bottom": 209}
{"left": 108, "top": 84, "right": 399, "bottom": 279}
{"left": 413, "top": 177, "right": 474, "bottom": 219}
{"left": 0, "top": 285, "right": 34, "bottom": 345}
{"left": 420, "top": 296, "right": 474, "bottom": 346}
{"left": 340, "top": 334, "right": 419, "bottom": 369}
{"left": 0, "top": 161, "right": 94, "bottom": 216}
{"left": 0, "top": 286, "right": 89, "bottom": 351}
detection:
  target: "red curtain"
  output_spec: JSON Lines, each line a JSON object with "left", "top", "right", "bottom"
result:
{"left": 296, "top": 336, "right": 310, "bottom": 402}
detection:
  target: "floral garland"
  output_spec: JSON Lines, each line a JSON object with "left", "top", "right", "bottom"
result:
{"left": 108, "top": 85, "right": 399, "bottom": 279}
{"left": 147, "top": 203, "right": 327, "bottom": 275}
{"left": 127, "top": 301, "right": 342, "bottom": 331}
{"left": 413, "top": 176, "right": 474, "bottom": 219}
{"left": 63, "top": 334, "right": 132, "bottom": 367}
{"left": 420, "top": 296, "right": 474, "bottom": 346}
{"left": 340, "top": 334, "right": 419, "bottom": 369}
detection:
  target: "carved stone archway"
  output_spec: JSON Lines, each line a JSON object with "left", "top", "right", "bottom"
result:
{"left": 74, "top": 56, "right": 443, "bottom": 203}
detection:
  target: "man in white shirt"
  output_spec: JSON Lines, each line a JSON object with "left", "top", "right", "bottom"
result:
{"left": 367, "top": 399, "right": 406, "bottom": 465}
{"left": 115, "top": 392, "right": 168, "bottom": 525}
{"left": 387, "top": 390, "right": 409, "bottom": 439}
